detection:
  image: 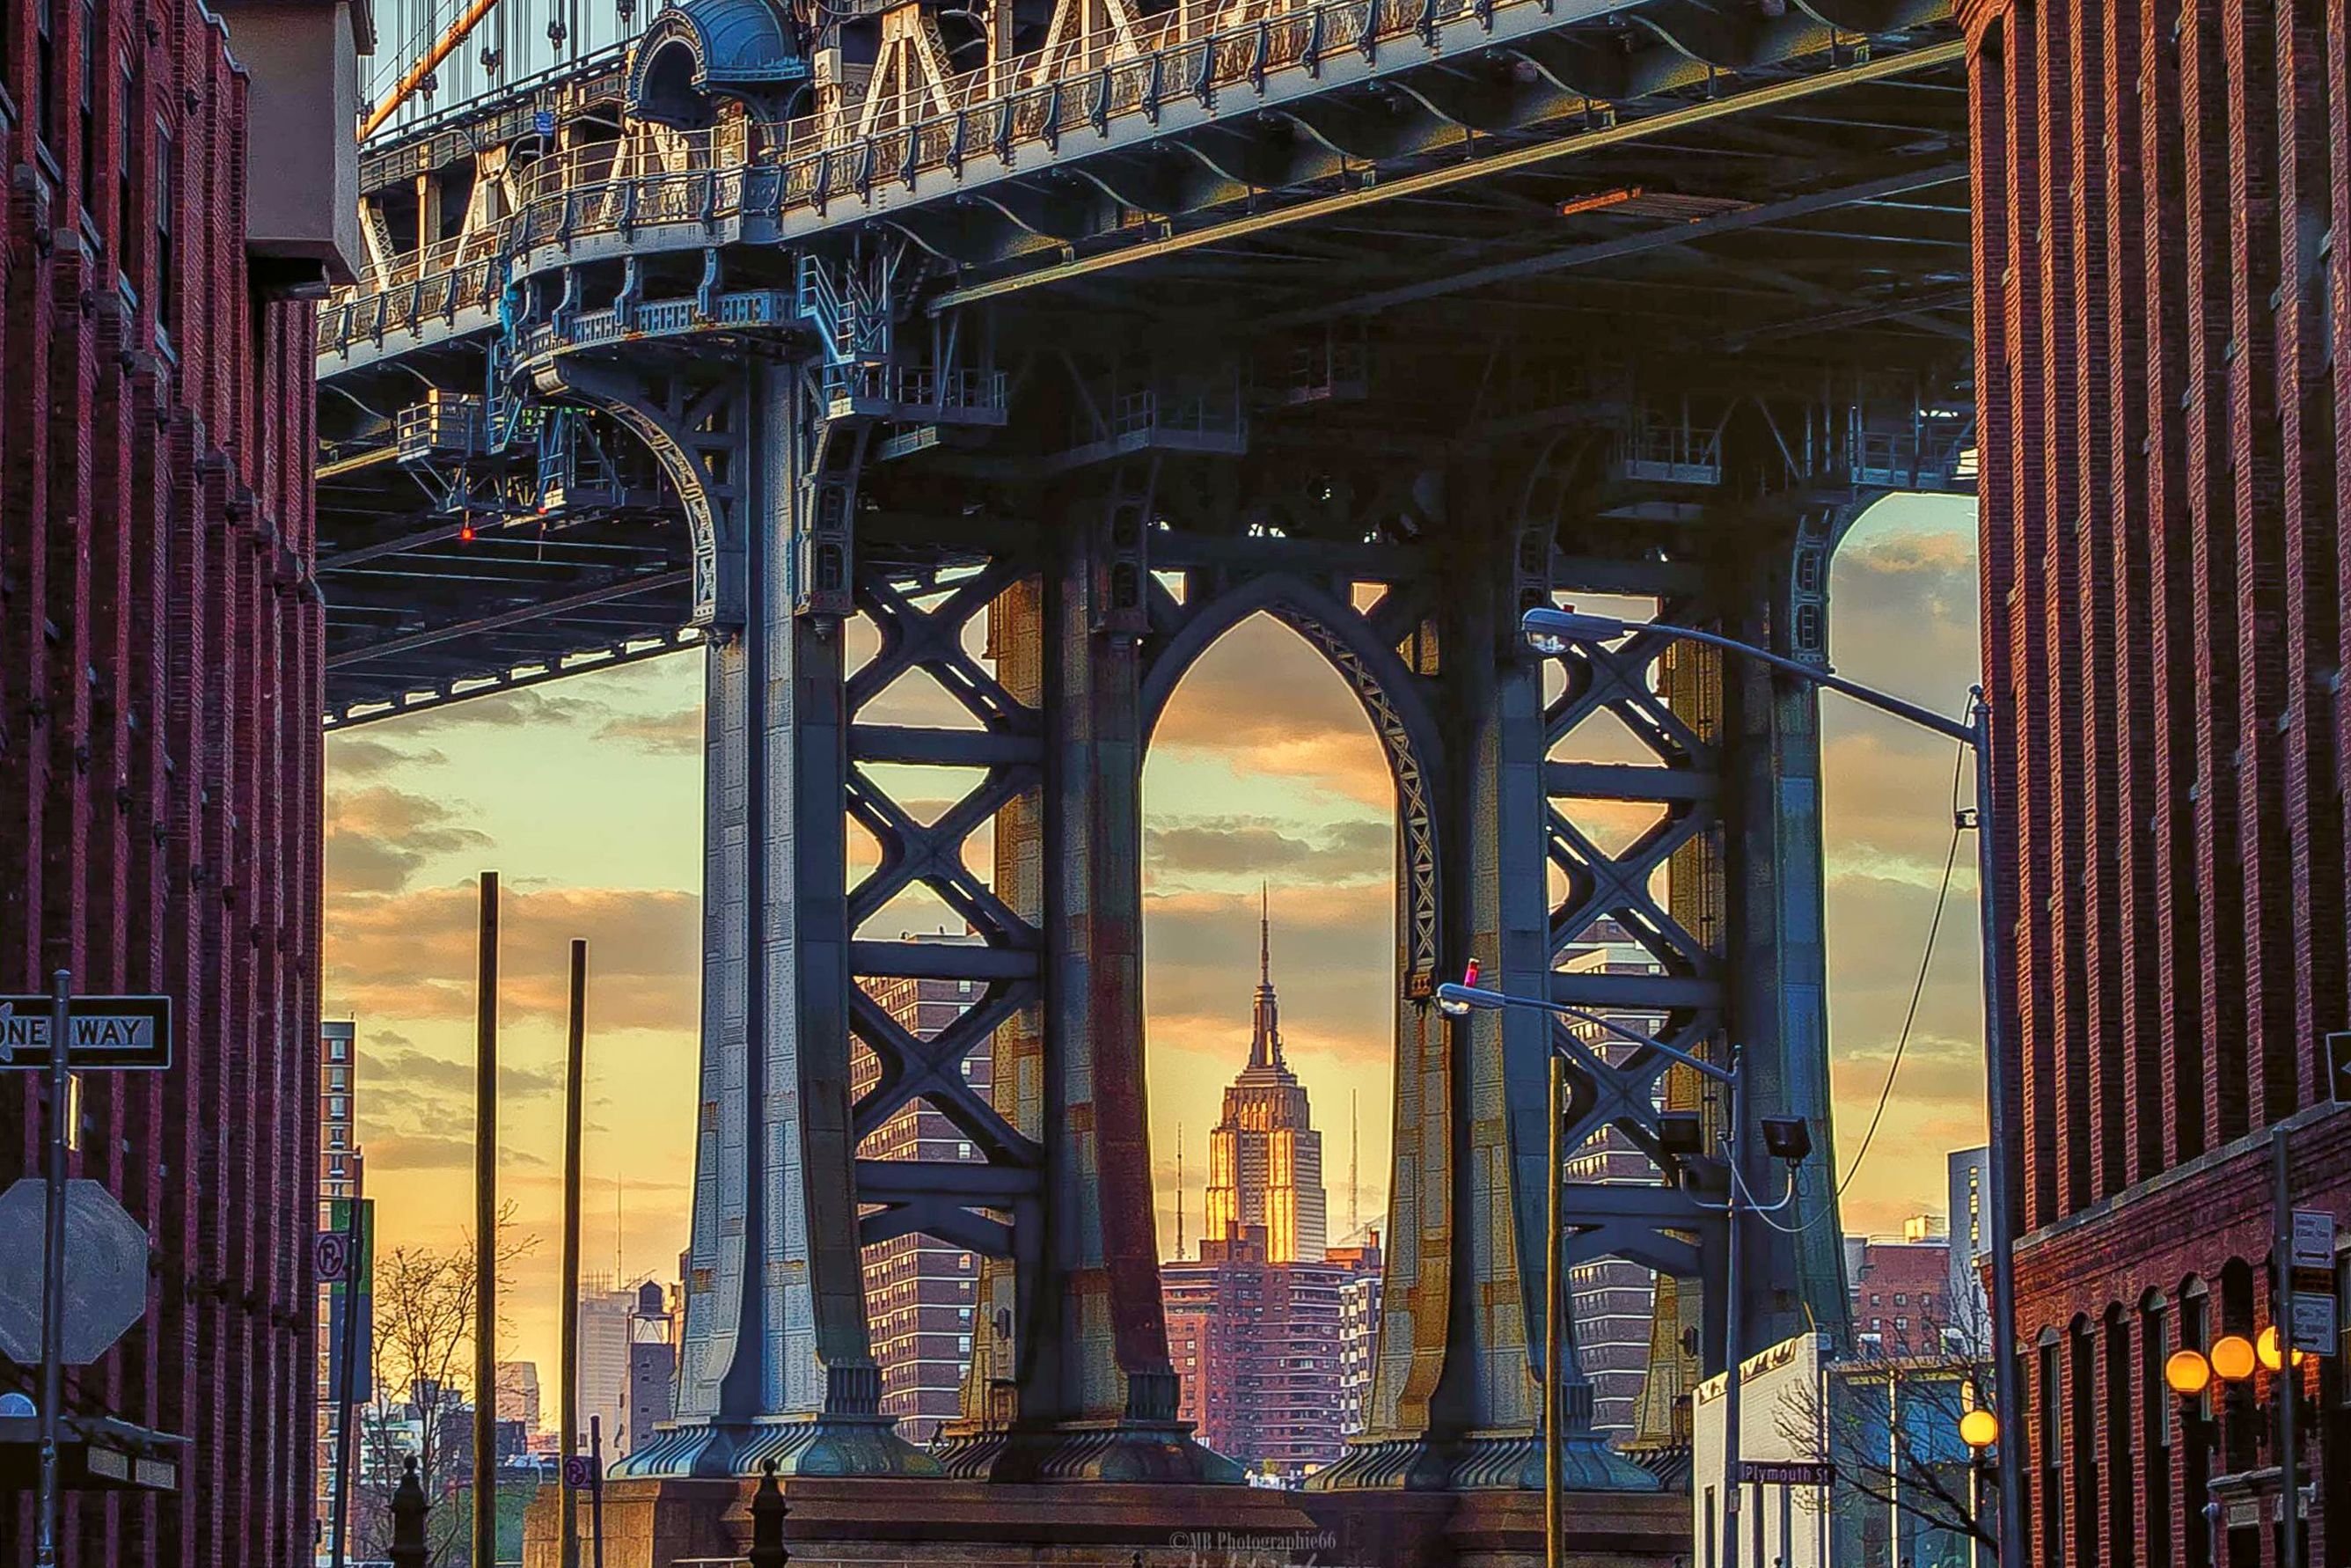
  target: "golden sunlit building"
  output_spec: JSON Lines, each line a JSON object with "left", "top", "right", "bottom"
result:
{"left": 1202, "top": 901, "right": 1328, "bottom": 1264}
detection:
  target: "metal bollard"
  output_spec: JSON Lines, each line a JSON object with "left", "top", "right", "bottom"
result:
{"left": 747, "top": 1460, "right": 789, "bottom": 1568}
{"left": 390, "top": 1455, "right": 430, "bottom": 1568}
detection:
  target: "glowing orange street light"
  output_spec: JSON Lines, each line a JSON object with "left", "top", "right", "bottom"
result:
{"left": 2164, "top": 1348, "right": 2213, "bottom": 1399}
{"left": 1959, "top": 1408, "right": 1999, "bottom": 1452}
{"left": 2255, "top": 1326, "right": 2309, "bottom": 1374}
{"left": 2208, "top": 1334, "right": 2258, "bottom": 1384}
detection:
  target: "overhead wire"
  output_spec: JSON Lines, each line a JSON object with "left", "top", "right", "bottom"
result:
{"left": 1741, "top": 733, "right": 1969, "bottom": 1237}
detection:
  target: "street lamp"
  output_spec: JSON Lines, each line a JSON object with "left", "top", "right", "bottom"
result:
{"left": 1434, "top": 978, "right": 1809, "bottom": 1568}
{"left": 1523, "top": 602, "right": 2025, "bottom": 1564}
{"left": 2255, "top": 1327, "right": 2308, "bottom": 1374}
{"left": 1959, "top": 1408, "right": 1998, "bottom": 1568}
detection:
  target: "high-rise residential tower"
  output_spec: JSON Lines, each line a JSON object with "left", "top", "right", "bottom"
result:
{"left": 853, "top": 932, "right": 992, "bottom": 1444}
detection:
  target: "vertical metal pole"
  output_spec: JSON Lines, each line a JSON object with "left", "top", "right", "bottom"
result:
{"left": 1543, "top": 1051, "right": 1563, "bottom": 1568}
{"left": 560, "top": 939, "right": 588, "bottom": 1568}
{"left": 475, "top": 872, "right": 500, "bottom": 1568}
{"left": 588, "top": 1414, "right": 607, "bottom": 1568}
{"left": 35, "top": 968, "right": 70, "bottom": 1568}
{"left": 1721, "top": 1051, "right": 1745, "bottom": 1568}
{"left": 1970, "top": 693, "right": 2026, "bottom": 1564}
{"left": 331, "top": 1170, "right": 366, "bottom": 1568}
{"left": 2274, "top": 1125, "right": 2300, "bottom": 1568}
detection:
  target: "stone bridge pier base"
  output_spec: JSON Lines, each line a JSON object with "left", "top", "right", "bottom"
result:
{"left": 522, "top": 1476, "right": 1689, "bottom": 1568}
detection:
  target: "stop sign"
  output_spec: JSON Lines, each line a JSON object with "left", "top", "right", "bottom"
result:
{"left": 0, "top": 1178, "right": 152, "bottom": 1366}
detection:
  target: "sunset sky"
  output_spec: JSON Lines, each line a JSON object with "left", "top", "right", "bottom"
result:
{"left": 323, "top": 491, "right": 1982, "bottom": 1396}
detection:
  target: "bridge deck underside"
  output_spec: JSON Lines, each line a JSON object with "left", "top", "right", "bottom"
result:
{"left": 316, "top": 32, "right": 1970, "bottom": 722}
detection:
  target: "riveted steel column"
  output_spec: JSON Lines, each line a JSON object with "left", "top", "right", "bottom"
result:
{"left": 1315, "top": 477, "right": 1653, "bottom": 1492}
{"left": 937, "top": 482, "right": 1236, "bottom": 1483}
{"left": 1719, "top": 513, "right": 1853, "bottom": 1356}
{"left": 625, "top": 364, "right": 930, "bottom": 1478}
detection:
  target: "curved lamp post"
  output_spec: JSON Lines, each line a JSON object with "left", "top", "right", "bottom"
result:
{"left": 1435, "top": 978, "right": 1809, "bottom": 1568}
{"left": 1521, "top": 603, "right": 2025, "bottom": 1564}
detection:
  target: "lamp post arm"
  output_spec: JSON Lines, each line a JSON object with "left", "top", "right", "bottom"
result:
{"left": 1434, "top": 982, "right": 1734, "bottom": 1086}
{"left": 1641, "top": 621, "right": 1979, "bottom": 746}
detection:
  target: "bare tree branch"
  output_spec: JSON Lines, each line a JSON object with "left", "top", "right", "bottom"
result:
{"left": 1770, "top": 1312, "right": 1997, "bottom": 1556}
{"left": 345, "top": 1204, "right": 541, "bottom": 1565}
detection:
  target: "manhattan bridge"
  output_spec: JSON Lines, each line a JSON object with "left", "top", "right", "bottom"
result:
{"left": 317, "top": 0, "right": 1972, "bottom": 1551}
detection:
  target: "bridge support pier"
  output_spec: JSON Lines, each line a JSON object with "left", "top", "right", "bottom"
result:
{"left": 619, "top": 365, "right": 937, "bottom": 1481}
{"left": 931, "top": 474, "right": 1241, "bottom": 1484}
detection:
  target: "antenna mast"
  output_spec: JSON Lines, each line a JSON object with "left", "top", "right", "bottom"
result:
{"left": 1349, "top": 1090, "right": 1359, "bottom": 1240}
{"left": 1175, "top": 1125, "right": 1185, "bottom": 1259}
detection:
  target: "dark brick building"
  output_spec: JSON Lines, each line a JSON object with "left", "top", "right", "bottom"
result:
{"left": 1849, "top": 1235, "right": 1954, "bottom": 1360}
{"left": 0, "top": 0, "right": 360, "bottom": 1557}
{"left": 1963, "top": 0, "right": 2351, "bottom": 1562}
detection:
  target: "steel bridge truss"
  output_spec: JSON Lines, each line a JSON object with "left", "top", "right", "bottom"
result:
{"left": 316, "top": 0, "right": 1979, "bottom": 1499}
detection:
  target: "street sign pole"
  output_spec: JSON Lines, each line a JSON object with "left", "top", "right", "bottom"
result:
{"left": 36, "top": 967, "right": 70, "bottom": 1568}
{"left": 588, "top": 1414, "right": 606, "bottom": 1568}
{"left": 330, "top": 1178, "right": 367, "bottom": 1568}
{"left": 2274, "top": 1126, "right": 2300, "bottom": 1568}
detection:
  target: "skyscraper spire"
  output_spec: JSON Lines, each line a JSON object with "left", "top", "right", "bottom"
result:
{"left": 1249, "top": 885, "right": 1282, "bottom": 1068}
{"left": 1261, "top": 882, "right": 1271, "bottom": 985}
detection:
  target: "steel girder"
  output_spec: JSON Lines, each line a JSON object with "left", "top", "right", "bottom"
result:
{"left": 319, "top": 1, "right": 1962, "bottom": 374}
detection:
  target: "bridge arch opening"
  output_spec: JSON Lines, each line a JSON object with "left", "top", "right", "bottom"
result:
{"left": 1140, "top": 607, "right": 1398, "bottom": 1478}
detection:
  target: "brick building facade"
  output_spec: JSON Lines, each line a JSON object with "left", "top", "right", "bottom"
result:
{"left": 1848, "top": 1234, "right": 1954, "bottom": 1360}
{"left": 0, "top": 0, "right": 357, "bottom": 1557}
{"left": 1161, "top": 1230, "right": 1381, "bottom": 1483}
{"left": 1962, "top": 0, "right": 2351, "bottom": 1562}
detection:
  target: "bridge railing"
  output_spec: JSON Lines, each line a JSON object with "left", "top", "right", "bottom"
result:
{"left": 320, "top": 0, "right": 1544, "bottom": 358}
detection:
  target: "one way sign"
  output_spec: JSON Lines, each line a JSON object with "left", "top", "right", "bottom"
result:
{"left": 0, "top": 996, "right": 173, "bottom": 1071}
{"left": 2330, "top": 1031, "right": 2351, "bottom": 1106}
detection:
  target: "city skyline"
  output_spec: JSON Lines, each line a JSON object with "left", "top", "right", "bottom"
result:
{"left": 321, "top": 492, "right": 1981, "bottom": 1396}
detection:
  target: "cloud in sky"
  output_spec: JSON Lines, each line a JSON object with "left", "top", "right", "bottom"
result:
{"left": 326, "top": 881, "right": 699, "bottom": 1032}
{"left": 1146, "top": 814, "right": 1389, "bottom": 886}
{"left": 328, "top": 498, "right": 1986, "bottom": 1384}
{"left": 1148, "top": 617, "right": 1397, "bottom": 809}
{"left": 325, "top": 785, "right": 494, "bottom": 894}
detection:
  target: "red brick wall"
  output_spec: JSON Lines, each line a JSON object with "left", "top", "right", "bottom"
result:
{"left": 0, "top": 0, "right": 323, "bottom": 1557}
{"left": 1968, "top": 1, "right": 2351, "bottom": 1564}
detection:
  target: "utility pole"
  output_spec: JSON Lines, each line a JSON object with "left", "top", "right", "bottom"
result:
{"left": 2274, "top": 1127, "right": 2301, "bottom": 1568}
{"left": 474, "top": 872, "right": 500, "bottom": 1568}
{"left": 34, "top": 969, "right": 70, "bottom": 1568}
{"left": 560, "top": 939, "right": 588, "bottom": 1568}
{"left": 1542, "top": 1053, "right": 1564, "bottom": 1568}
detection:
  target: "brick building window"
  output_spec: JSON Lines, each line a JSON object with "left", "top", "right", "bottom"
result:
{"left": 115, "top": 58, "right": 134, "bottom": 267}
{"left": 153, "top": 121, "right": 172, "bottom": 332}
{"left": 2038, "top": 1340, "right": 2062, "bottom": 1558}
{"left": 2138, "top": 1297, "right": 2171, "bottom": 1568}
{"left": 35, "top": 0, "right": 56, "bottom": 158}
{"left": 77, "top": 0, "right": 93, "bottom": 210}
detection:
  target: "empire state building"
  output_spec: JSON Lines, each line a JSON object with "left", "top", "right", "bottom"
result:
{"left": 1202, "top": 899, "right": 1329, "bottom": 1264}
